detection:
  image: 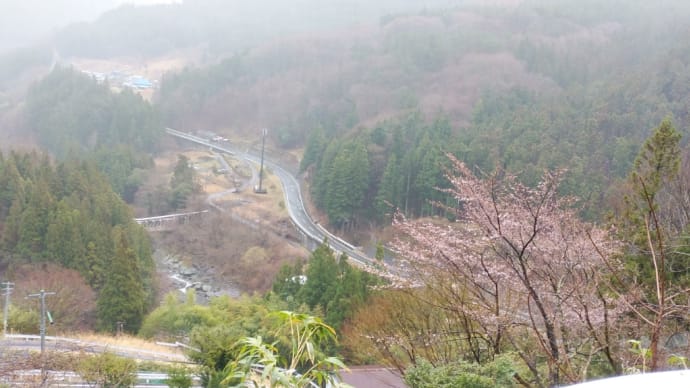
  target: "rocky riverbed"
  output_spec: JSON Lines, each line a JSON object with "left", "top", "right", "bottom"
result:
{"left": 154, "top": 249, "right": 241, "bottom": 304}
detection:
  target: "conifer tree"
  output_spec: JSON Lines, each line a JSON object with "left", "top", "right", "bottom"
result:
{"left": 97, "top": 227, "right": 146, "bottom": 333}
{"left": 45, "top": 200, "right": 84, "bottom": 268}
{"left": 375, "top": 154, "right": 401, "bottom": 221}
{"left": 170, "top": 154, "right": 199, "bottom": 209}
{"left": 617, "top": 118, "right": 686, "bottom": 371}
{"left": 298, "top": 241, "right": 338, "bottom": 310}
{"left": 17, "top": 180, "right": 54, "bottom": 261}
{"left": 313, "top": 140, "right": 340, "bottom": 210}
{"left": 0, "top": 155, "right": 24, "bottom": 219}
{"left": 300, "top": 126, "right": 326, "bottom": 172}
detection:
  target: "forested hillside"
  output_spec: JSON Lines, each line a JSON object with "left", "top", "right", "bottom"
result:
{"left": 25, "top": 68, "right": 161, "bottom": 202}
{"left": 7, "top": 0, "right": 690, "bottom": 225}
{"left": 150, "top": 0, "right": 690, "bottom": 225}
{"left": 0, "top": 66, "right": 163, "bottom": 336}
{"left": 3, "top": 0, "right": 690, "bottom": 385}
{"left": 53, "top": 0, "right": 461, "bottom": 58}
{"left": 0, "top": 151, "right": 155, "bottom": 333}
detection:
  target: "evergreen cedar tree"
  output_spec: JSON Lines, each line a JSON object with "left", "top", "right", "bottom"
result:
{"left": 0, "top": 152, "right": 155, "bottom": 334}
{"left": 616, "top": 118, "right": 687, "bottom": 372}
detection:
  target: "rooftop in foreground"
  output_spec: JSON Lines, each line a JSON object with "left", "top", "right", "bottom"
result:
{"left": 340, "top": 366, "right": 406, "bottom": 388}
{"left": 569, "top": 370, "right": 690, "bottom": 388}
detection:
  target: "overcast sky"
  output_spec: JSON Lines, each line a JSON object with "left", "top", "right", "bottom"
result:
{"left": 0, "top": 0, "right": 465, "bottom": 53}
{"left": 0, "top": 0, "right": 179, "bottom": 52}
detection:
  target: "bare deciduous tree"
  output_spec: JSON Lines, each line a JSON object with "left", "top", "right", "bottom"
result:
{"left": 11, "top": 263, "right": 96, "bottom": 331}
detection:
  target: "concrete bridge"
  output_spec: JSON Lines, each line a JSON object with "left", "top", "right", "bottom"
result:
{"left": 135, "top": 210, "right": 209, "bottom": 231}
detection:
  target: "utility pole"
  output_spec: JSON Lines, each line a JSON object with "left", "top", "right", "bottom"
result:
{"left": 28, "top": 290, "right": 55, "bottom": 354}
{"left": 28, "top": 289, "right": 55, "bottom": 386}
{"left": 255, "top": 128, "right": 268, "bottom": 194}
{"left": 1, "top": 281, "right": 14, "bottom": 337}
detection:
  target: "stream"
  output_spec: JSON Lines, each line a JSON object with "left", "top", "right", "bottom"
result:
{"left": 152, "top": 150, "right": 260, "bottom": 303}
{"left": 157, "top": 251, "right": 241, "bottom": 303}
{"left": 169, "top": 273, "right": 193, "bottom": 293}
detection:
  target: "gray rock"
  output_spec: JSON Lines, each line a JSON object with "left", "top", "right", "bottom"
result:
{"left": 181, "top": 266, "right": 197, "bottom": 276}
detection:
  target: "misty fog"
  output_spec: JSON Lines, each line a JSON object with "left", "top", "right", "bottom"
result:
{"left": 3, "top": 1, "right": 690, "bottom": 386}
{"left": 0, "top": 0, "right": 178, "bottom": 51}
{"left": 0, "top": 0, "right": 465, "bottom": 53}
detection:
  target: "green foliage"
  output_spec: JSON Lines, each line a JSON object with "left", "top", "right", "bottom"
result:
{"left": 92, "top": 146, "right": 153, "bottom": 203}
{"left": 169, "top": 154, "right": 200, "bottom": 210}
{"left": 272, "top": 260, "right": 305, "bottom": 305}
{"left": 375, "top": 242, "right": 385, "bottom": 262}
{"left": 375, "top": 153, "right": 402, "bottom": 221}
{"left": 404, "top": 356, "right": 519, "bottom": 388}
{"left": 184, "top": 295, "right": 295, "bottom": 371}
{"left": 311, "top": 139, "right": 370, "bottom": 228}
{"left": 24, "top": 68, "right": 160, "bottom": 201}
{"left": 300, "top": 127, "right": 326, "bottom": 172}
{"left": 621, "top": 119, "right": 687, "bottom": 287}
{"left": 668, "top": 354, "right": 688, "bottom": 370}
{"left": 273, "top": 241, "right": 378, "bottom": 330}
{"left": 5, "top": 305, "right": 40, "bottom": 333}
{"left": 626, "top": 340, "right": 652, "bottom": 374}
{"left": 76, "top": 352, "right": 137, "bottom": 388}
{"left": 139, "top": 291, "right": 221, "bottom": 339}
{"left": 613, "top": 119, "right": 690, "bottom": 371}
{"left": 85, "top": 0, "right": 690, "bottom": 226}
{"left": 295, "top": 4, "right": 690, "bottom": 223}
{"left": 0, "top": 151, "right": 25, "bottom": 220}
{"left": 0, "top": 152, "right": 155, "bottom": 332}
{"left": 165, "top": 365, "right": 194, "bottom": 388}
{"left": 96, "top": 227, "right": 147, "bottom": 334}
{"left": 631, "top": 118, "right": 681, "bottom": 198}
{"left": 298, "top": 243, "right": 339, "bottom": 310}
{"left": 309, "top": 112, "right": 455, "bottom": 224}
{"left": 222, "top": 311, "right": 348, "bottom": 388}
{"left": 172, "top": 294, "right": 341, "bottom": 386}
{"left": 26, "top": 68, "right": 161, "bottom": 156}
{"left": 383, "top": 21, "right": 451, "bottom": 72}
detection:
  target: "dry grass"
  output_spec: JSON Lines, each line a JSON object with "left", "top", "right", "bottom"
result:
{"left": 235, "top": 168, "right": 288, "bottom": 220}
{"left": 204, "top": 182, "right": 226, "bottom": 194}
{"left": 145, "top": 147, "right": 309, "bottom": 295}
{"left": 143, "top": 148, "right": 289, "bottom": 222}
{"left": 70, "top": 333, "right": 185, "bottom": 354}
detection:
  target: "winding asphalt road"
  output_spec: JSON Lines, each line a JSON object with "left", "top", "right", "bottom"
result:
{"left": 165, "top": 128, "right": 375, "bottom": 267}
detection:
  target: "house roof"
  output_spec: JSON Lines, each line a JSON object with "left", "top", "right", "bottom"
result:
{"left": 568, "top": 370, "right": 690, "bottom": 387}
{"left": 340, "top": 366, "right": 406, "bottom": 388}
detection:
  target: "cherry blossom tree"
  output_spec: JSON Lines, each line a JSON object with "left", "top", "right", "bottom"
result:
{"left": 392, "top": 155, "right": 627, "bottom": 386}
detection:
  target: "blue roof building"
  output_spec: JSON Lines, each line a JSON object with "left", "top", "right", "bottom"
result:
{"left": 129, "top": 76, "right": 154, "bottom": 89}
